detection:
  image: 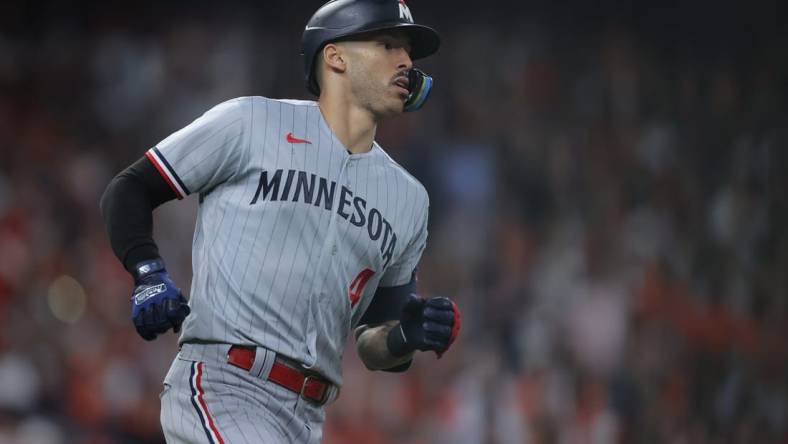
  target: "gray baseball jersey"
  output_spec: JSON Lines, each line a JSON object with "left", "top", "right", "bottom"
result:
{"left": 146, "top": 96, "right": 429, "bottom": 386}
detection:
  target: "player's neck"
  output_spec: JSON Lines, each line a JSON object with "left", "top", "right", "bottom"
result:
{"left": 318, "top": 94, "right": 377, "bottom": 155}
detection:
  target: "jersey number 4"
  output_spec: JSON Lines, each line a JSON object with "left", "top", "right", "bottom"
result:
{"left": 348, "top": 268, "right": 375, "bottom": 308}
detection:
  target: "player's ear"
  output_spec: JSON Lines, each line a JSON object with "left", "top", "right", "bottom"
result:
{"left": 322, "top": 43, "right": 347, "bottom": 74}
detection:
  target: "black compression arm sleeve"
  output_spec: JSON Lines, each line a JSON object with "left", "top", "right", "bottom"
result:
{"left": 100, "top": 156, "right": 178, "bottom": 274}
{"left": 358, "top": 273, "right": 416, "bottom": 326}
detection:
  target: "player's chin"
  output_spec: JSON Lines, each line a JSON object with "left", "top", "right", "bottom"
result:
{"left": 375, "top": 100, "right": 405, "bottom": 118}
{"left": 372, "top": 89, "right": 407, "bottom": 117}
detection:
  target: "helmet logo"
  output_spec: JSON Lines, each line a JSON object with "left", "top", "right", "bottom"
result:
{"left": 398, "top": 0, "right": 414, "bottom": 23}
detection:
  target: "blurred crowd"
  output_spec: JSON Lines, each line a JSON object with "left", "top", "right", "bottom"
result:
{"left": 1, "top": 1, "right": 786, "bottom": 443}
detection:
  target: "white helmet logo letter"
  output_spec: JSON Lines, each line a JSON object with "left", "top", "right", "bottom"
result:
{"left": 398, "top": 0, "right": 414, "bottom": 23}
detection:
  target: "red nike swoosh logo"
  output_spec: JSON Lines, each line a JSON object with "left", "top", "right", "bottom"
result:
{"left": 286, "top": 132, "right": 312, "bottom": 144}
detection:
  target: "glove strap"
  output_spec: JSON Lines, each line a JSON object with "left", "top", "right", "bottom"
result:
{"left": 386, "top": 324, "right": 413, "bottom": 357}
{"left": 133, "top": 257, "right": 166, "bottom": 281}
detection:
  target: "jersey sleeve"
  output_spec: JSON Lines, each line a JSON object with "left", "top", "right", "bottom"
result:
{"left": 145, "top": 97, "right": 251, "bottom": 198}
{"left": 379, "top": 198, "right": 429, "bottom": 287}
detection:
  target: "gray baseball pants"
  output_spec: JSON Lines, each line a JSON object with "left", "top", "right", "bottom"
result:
{"left": 159, "top": 343, "right": 328, "bottom": 443}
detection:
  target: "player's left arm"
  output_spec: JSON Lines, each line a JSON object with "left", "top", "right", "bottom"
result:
{"left": 354, "top": 274, "right": 461, "bottom": 372}
{"left": 354, "top": 276, "right": 417, "bottom": 372}
{"left": 354, "top": 321, "right": 412, "bottom": 371}
{"left": 354, "top": 198, "right": 460, "bottom": 372}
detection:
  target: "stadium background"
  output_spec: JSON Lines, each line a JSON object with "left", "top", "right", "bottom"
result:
{"left": 0, "top": 1, "right": 786, "bottom": 443}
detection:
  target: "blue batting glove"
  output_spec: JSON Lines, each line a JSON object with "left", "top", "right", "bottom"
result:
{"left": 387, "top": 294, "right": 460, "bottom": 358}
{"left": 130, "top": 258, "right": 190, "bottom": 341}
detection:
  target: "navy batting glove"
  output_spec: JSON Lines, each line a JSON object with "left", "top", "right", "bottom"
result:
{"left": 130, "top": 258, "right": 190, "bottom": 341}
{"left": 387, "top": 295, "right": 461, "bottom": 358}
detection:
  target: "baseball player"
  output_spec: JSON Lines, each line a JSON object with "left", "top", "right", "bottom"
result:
{"left": 100, "top": 0, "right": 460, "bottom": 442}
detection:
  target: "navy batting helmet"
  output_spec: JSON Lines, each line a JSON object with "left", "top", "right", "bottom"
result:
{"left": 301, "top": 0, "right": 440, "bottom": 96}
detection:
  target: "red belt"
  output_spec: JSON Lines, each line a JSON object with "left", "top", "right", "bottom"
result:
{"left": 227, "top": 345, "right": 331, "bottom": 405}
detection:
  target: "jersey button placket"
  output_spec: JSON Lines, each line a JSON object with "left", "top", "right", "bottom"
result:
{"left": 327, "top": 155, "right": 352, "bottom": 257}
{"left": 330, "top": 160, "right": 350, "bottom": 256}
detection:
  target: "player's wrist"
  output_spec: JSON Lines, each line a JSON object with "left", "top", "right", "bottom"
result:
{"left": 386, "top": 323, "right": 414, "bottom": 357}
{"left": 132, "top": 257, "right": 167, "bottom": 281}
{"left": 124, "top": 243, "right": 161, "bottom": 275}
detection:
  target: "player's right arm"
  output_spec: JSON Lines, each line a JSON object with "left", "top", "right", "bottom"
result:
{"left": 100, "top": 156, "right": 189, "bottom": 340}
{"left": 100, "top": 97, "right": 252, "bottom": 340}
